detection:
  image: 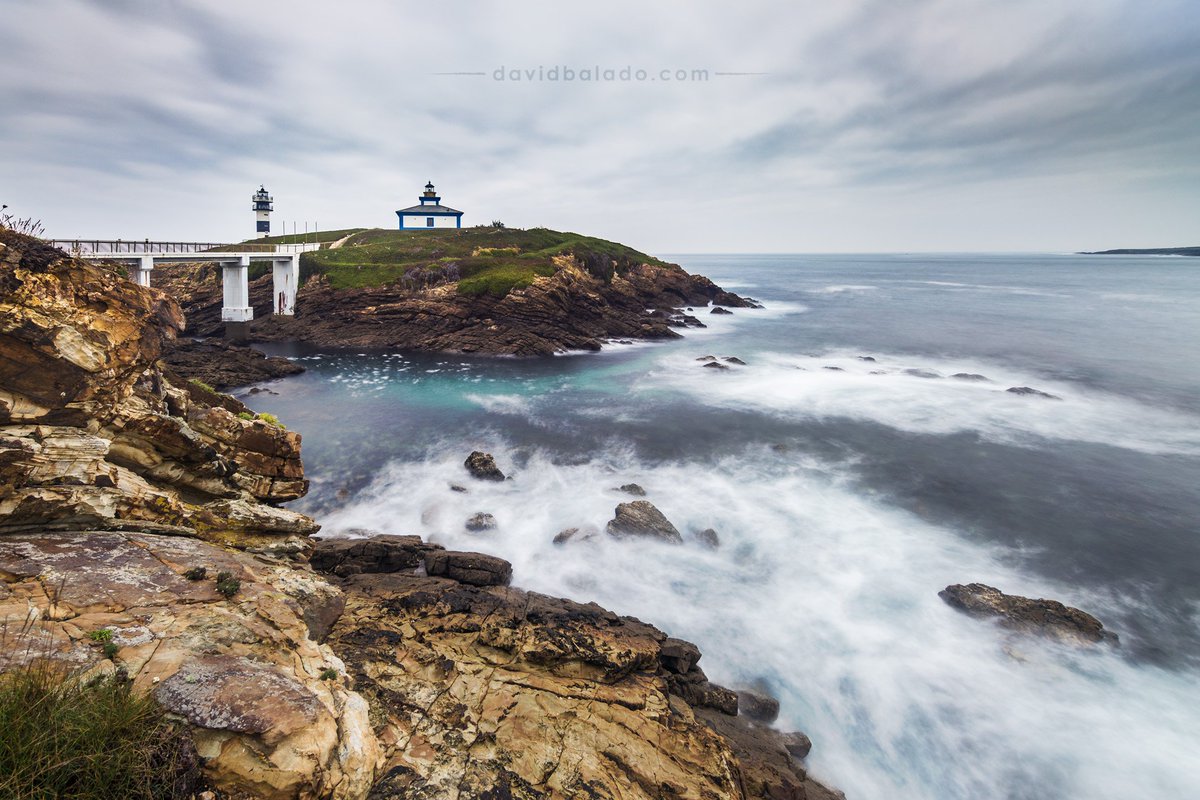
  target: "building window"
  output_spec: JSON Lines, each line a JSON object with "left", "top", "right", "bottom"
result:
{"left": 427, "top": 217, "right": 434, "bottom": 227}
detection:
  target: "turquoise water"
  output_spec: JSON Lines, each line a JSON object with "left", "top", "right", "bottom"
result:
{"left": 246, "top": 253, "right": 1200, "bottom": 800}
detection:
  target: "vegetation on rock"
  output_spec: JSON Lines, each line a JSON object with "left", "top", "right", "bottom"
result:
{"left": 0, "top": 663, "right": 201, "bottom": 800}
{"left": 297, "top": 227, "right": 670, "bottom": 291}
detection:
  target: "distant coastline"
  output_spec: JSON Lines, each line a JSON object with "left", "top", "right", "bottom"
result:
{"left": 1079, "top": 246, "right": 1200, "bottom": 256}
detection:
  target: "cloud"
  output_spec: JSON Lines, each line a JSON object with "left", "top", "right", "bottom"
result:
{"left": 0, "top": 0, "right": 1196, "bottom": 250}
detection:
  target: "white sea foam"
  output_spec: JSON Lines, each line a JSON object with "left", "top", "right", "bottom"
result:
{"left": 909, "top": 280, "right": 1069, "bottom": 297}
{"left": 463, "top": 393, "right": 533, "bottom": 415}
{"left": 807, "top": 284, "right": 879, "bottom": 294}
{"left": 643, "top": 351, "right": 1200, "bottom": 456}
{"left": 324, "top": 444, "right": 1200, "bottom": 800}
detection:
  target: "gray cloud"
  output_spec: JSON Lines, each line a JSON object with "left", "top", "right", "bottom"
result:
{"left": 1, "top": 0, "right": 1196, "bottom": 250}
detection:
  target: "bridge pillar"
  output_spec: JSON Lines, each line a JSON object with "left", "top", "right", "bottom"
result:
{"left": 221, "top": 257, "right": 253, "bottom": 343}
{"left": 131, "top": 256, "right": 154, "bottom": 287}
{"left": 272, "top": 255, "right": 298, "bottom": 315}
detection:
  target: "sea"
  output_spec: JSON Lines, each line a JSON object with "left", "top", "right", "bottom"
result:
{"left": 244, "top": 253, "right": 1200, "bottom": 800}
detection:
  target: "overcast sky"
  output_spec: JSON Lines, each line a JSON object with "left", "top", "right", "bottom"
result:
{"left": 2, "top": 0, "right": 1197, "bottom": 252}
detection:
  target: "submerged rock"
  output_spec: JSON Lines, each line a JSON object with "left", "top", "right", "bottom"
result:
{"left": 553, "top": 525, "right": 599, "bottom": 545}
{"left": 939, "top": 583, "right": 1117, "bottom": 645}
{"left": 703, "top": 361, "right": 730, "bottom": 371}
{"left": 1007, "top": 386, "right": 1061, "bottom": 400}
{"left": 904, "top": 368, "right": 942, "bottom": 379}
{"left": 465, "top": 511, "right": 497, "bottom": 532}
{"left": 858, "top": 355, "right": 876, "bottom": 362}
{"left": 696, "top": 355, "right": 718, "bottom": 361}
{"left": 711, "top": 306, "right": 734, "bottom": 315}
{"left": 823, "top": 366, "right": 845, "bottom": 371}
{"left": 695, "top": 527, "right": 721, "bottom": 549}
{"left": 606, "top": 500, "right": 684, "bottom": 544}
{"left": 951, "top": 372, "right": 990, "bottom": 381}
{"left": 464, "top": 450, "right": 506, "bottom": 481}
{"left": 724, "top": 356, "right": 747, "bottom": 365}
{"left": 615, "top": 482, "right": 647, "bottom": 496}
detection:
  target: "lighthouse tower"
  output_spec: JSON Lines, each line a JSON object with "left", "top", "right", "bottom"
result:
{"left": 252, "top": 186, "right": 273, "bottom": 238}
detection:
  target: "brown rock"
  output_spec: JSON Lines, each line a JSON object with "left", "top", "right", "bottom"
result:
{"left": 606, "top": 500, "right": 684, "bottom": 544}
{"left": 323, "top": 540, "right": 841, "bottom": 799}
{"left": 0, "top": 531, "right": 380, "bottom": 800}
{"left": 465, "top": 511, "right": 498, "bottom": 532}
{"left": 424, "top": 549, "right": 513, "bottom": 586}
{"left": 939, "top": 582, "right": 1117, "bottom": 645}
{"left": 781, "top": 731, "right": 813, "bottom": 760}
{"left": 464, "top": 450, "right": 505, "bottom": 481}
{"left": 738, "top": 689, "right": 782, "bottom": 723}
{"left": 0, "top": 231, "right": 318, "bottom": 541}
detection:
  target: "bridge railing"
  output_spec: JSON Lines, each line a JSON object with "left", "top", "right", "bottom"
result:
{"left": 45, "top": 240, "right": 324, "bottom": 255}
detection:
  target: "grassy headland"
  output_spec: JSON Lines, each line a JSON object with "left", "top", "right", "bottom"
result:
{"left": 287, "top": 227, "right": 671, "bottom": 295}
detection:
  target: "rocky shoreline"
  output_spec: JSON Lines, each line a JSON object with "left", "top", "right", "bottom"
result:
{"left": 0, "top": 230, "right": 840, "bottom": 798}
{"left": 152, "top": 249, "right": 757, "bottom": 357}
{"left": 1, "top": 230, "right": 1125, "bottom": 798}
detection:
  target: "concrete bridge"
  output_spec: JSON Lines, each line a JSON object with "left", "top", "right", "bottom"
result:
{"left": 50, "top": 239, "right": 322, "bottom": 337}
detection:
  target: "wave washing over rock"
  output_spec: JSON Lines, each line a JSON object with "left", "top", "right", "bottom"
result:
{"left": 0, "top": 230, "right": 840, "bottom": 797}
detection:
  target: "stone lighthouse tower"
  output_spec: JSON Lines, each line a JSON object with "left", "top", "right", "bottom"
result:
{"left": 252, "top": 185, "right": 273, "bottom": 238}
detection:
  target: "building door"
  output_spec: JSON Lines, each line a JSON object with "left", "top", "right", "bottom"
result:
{"left": 426, "top": 217, "right": 434, "bottom": 227}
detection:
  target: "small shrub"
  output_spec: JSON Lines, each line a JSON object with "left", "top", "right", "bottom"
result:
{"left": 183, "top": 567, "right": 207, "bottom": 581}
{"left": 236, "top": 411, "right": 254, "bottom": 421}
{"left": 215, "top": 571, "right": 241, "bottom": 598}
{"left": 490, "top": 220, "right": 506, "bottom": 229}
{"left": 0, "top": 662, "right": 202, "bottom": 799}
{"left": 320, "top": 668, "right": 338, "bottom": 681}
{"left": 256, "top": 412, "right": 284, "bottom": 428}
{"left": 88, "top": 629, "right": 113, "bottom": 644}
{"left": 187, "top": 379, "right": 215, "bottom": 393}
{"left": 102, "top": 642, "right": 120, "bottom": 660}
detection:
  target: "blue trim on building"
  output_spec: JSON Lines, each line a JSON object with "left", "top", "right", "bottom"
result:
{"left": 397, "top": 210, "right": 463, "bottom": 230}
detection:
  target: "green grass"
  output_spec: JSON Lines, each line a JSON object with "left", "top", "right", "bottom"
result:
{"left": 297, "top": 226, "right": 672, "bottom": 294}
{"left": 457, "top": 263, "right": 557, "bottom": 296}
{"left": 0, "top": 663, "right": 200, "bottom": 799}
{"left": 241, "top": 228, "right": 366, "bottom": 246}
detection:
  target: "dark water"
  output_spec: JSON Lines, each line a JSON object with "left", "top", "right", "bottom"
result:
{"left": 245, "top": 253, "right": 1200, "bottom": 800}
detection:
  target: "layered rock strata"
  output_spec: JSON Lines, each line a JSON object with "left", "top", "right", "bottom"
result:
{"left": 155, "top": 256, "right": 755, "bottom": 356}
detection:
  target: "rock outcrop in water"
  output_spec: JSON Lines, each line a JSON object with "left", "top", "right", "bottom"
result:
{"left": 939, "top": 583, "right": 1117, "bottom": 645}
{"left": 606, "top": 500, "right": 685, "bottom": 543}
{"left": 153, "top": 243, "right": 756, "bottom": 356}
{"left": 1, "top": 231, "right": 842, "bottom": 799}
{"left": 160, "top": 337, "right": 305, "bottom": 390}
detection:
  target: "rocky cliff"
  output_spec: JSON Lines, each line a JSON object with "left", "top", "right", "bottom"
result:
{"left": 0, "top": 230, "right": 839, "bottom": 799}
{"left": 152, "top": 229, "right": 756, "bottom": 356}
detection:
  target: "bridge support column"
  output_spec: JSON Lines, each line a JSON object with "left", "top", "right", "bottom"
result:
{"left": 131, "top": 256, "right": 153, "bottom": 287}
{"left": 272, "top": 255, "right": 298, "bottom": 315}
{"left": 221, "top": 256, "right": 253, "bottom": 342}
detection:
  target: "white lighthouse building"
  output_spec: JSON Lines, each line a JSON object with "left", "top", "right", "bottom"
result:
{"left": 252, "top": 186, "right": 273, "bottom": 238}
{"left": 396, "top": 181, "right": 463, "bottom": 229}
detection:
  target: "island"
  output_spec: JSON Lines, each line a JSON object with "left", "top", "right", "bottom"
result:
{"left": 153, "top": 227, "right": 757, "bottom": 357}
{"left": 1078, "top": 246, "right": 1200, "bottom": 256}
